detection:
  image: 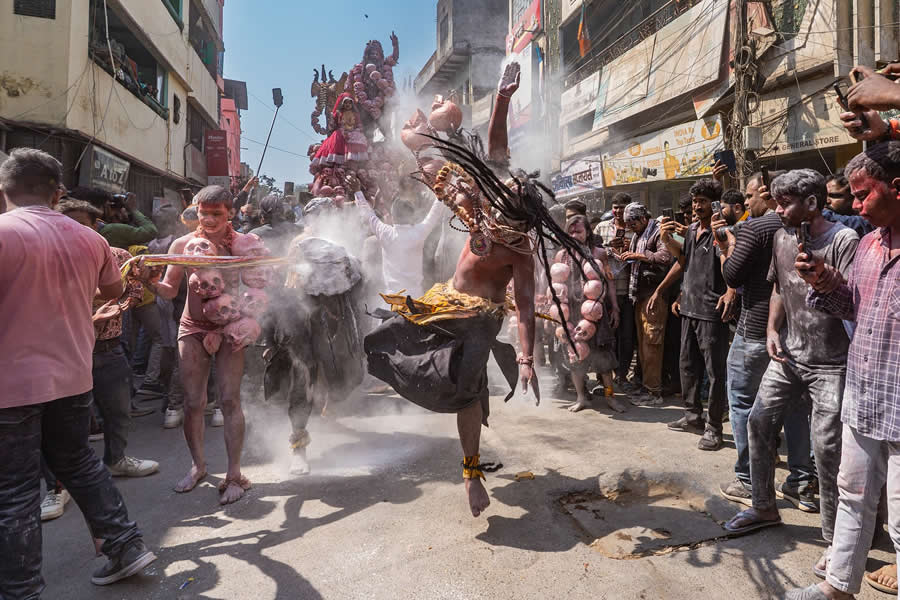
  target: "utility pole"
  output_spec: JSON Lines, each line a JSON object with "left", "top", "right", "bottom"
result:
{"left": 729, "top": 0, "right": 756, "bottom": 188}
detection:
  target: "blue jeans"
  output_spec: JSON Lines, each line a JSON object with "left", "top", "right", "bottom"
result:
{"left": 0, "top": 392, "right": 142, "bottom": 598}
{"left": 727, "top": 334, "right": 814, "bottom": 487}
{"left": 92, "top": 343, "right": 133, "bottom": 466}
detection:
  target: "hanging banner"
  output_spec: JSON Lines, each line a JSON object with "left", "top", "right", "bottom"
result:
{"left": 205, "top": 130, "right": 228, "bottom": 177}
{"left": 552, "top": 154, "right": 603, "bottom": 199}
{"left": 759, "top": 76, "right": 857, "bottom": 156}
{"left": 593, "top": 0, "right": 728, "bottom": 131}
{"left": 601, "top": 115, "right": 723, "bottom": 186}
{"left": 561, "top": 70, "right": 601, "bottom": 125}
{"left": 506, "top": 0, "right": 542, "bottom": 55}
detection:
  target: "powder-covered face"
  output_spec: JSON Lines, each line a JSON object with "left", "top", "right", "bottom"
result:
{"left": 197, "top": 202, "right": 231, "bottom": 234}
{"left": 567, "top": 220, "right": 587, "bottom": 243}
{"left": 848, "top": 169, "right": 900, "bottom": 228}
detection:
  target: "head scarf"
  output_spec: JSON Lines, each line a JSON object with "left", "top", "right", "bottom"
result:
{"left": 623, "top": 202, "right": 647, "bottom": 223}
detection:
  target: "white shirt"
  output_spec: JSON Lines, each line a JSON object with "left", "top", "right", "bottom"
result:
{"left": 355, "top": 191, "right": 445, "bottom": 298}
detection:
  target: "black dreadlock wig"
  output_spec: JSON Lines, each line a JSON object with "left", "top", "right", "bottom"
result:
{"left": 420, "top": 134, "right": 605, "bottom": 353}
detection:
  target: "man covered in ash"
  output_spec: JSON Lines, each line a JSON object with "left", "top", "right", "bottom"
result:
{"left": 262, "top": 199, "right": 366, "bottom": 476}
{"left": 135, "top": 186, "right": 268, "bottom": 505}
{"left": 364, "top": 63, "right": 603, "bottom": 517}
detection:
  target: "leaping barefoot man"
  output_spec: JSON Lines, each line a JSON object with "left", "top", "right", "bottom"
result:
{"left": 136, "top": 186, "right": 256, "bottom": 505}
{"left": 365, "top": 63, "right": 602, "bottom": 517}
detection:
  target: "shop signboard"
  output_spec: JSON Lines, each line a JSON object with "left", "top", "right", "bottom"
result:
{"left": 506, "top": 0, "right": 542, "bottom": 55}
{"left": 552, "top": 154, "right": 603, "bottom": 199}
{"left": 80, "top": 145, "right": 130, "bottom": 193}
{"left": 561, "top": 70, "right": 600, "bottom": 125}
{"left": 759, "top": 77, "right": 857, "bottom": 156}
{"left": 601, "top": 115, "right": 723, "bottom": 186}
{"left": 205, "top": 130, "right": 229, "bottom": 177}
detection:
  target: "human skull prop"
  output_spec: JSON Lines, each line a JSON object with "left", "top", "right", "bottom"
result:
{"left": 581, "top": 299, "right": 604, "bottom": 322}
{"left": 583, "top": 261, "right": 601, "bottom": 281}
{"left": 400, "top": 109, "right": 433, "bottom": 152}
{"left": 231, "top": 233, "right": 265, "bottom": 257}
{"left": 573, "top": 319, "right": 597, "bottom": 342}
{"left": 551, "top": 283, "right": 569, "bottom": 302}
{"left": 189, "top": 269, "right": 225, "bottom": 299}
{"left": 224, "top": 317, "right": 262, "bottom": 350}
{"left": 583, "top": 280, "right": 604, "bottom": 301}
{"left": 239, "top": 288, "right": 269, "bottom": 319}
{"left": 184, "top": 237, "right": 218, "bottom": 257}
{"left": 548, "top": 303, "right": 570, "bottom": 323}
{"left": 241, "top": 266, "right": 273, "bottom": 289}
{"left": 550, "top": 263, "right": 571, "bottom": 284}
{"left": 429, "top": 95, "right": 463, "bottom": 132}
{"left": 202, "top": 294, "right": 240, "bottom": 325}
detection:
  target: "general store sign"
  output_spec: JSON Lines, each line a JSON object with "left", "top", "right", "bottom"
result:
{"left": 601, "top": 115, "right": 723, "bottom": 186}
{"left": 81, "top": 145, "right": 130, "bottom": 193}
{"left": 552, "top": 154, "right": 603, "bottom": 199}
{"left": 506, "top": 0, "right": 541, "bottom": 55}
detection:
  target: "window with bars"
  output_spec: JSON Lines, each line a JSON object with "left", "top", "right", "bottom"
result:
{"left": 13, "top": 0, "right": 56, "bottom": 19}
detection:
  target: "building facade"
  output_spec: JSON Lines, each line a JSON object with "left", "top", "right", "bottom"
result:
{"left": 0, "top": 0, "right": 226, "bottom": 212}
{"left": 553, "top": 0, "right": 899, "bottom": 216}
{"left": 414, "top": 0, "right": 508, "bottom": 136}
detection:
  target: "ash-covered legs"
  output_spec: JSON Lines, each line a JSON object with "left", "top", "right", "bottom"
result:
{"left": 175, "top": 335, "right": 247, "bottom": 503}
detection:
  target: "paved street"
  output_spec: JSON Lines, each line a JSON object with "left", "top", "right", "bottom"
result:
{"left": 42, "top": 373, "right": 894, "bottom": 600}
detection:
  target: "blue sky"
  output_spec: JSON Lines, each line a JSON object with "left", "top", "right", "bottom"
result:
{"left": 222, "top": 0, "right": 438, "bottom": 189}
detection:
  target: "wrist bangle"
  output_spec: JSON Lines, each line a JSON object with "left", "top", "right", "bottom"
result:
{"left": 516, "top": 353, "right": 534, "bottom": 366}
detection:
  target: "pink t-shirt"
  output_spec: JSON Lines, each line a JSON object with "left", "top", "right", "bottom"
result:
{"left": 0, "top": 206, "right": 120, "bottom": 409}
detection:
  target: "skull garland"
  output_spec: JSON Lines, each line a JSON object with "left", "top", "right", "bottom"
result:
{"left": 573, "top": 319, "right": 597, "bottom": 342}
{"left": 184, "top": 237, "right": 219, "bottom": 257}
{"left": 202, "top": 293, "right": 241, "bottom": 326}
{"left": 203, "top": 332, "right": 223, "bottom": 355}
{"left": 188, "top": 269, "right": 225, "bottom": 300}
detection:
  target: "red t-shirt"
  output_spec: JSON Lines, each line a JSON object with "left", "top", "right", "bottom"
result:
{"left": 0, "top": 206, "right": 120, "bottom": 408}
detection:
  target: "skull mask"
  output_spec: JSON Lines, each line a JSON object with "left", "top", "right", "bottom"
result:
{"left": 202, "top": 294, "right": 240, "bottom": 325}
{"left": 188, "top": 269, "right": 225, "bottom": 299}
{"left": 231, "top": 233, "right": 265, "bottom": 257}
{"left": 241, "top": 266, "right": 273, "bottom": 289}
{"left": 184, "top": 237, "right": 218, "bottom": 257}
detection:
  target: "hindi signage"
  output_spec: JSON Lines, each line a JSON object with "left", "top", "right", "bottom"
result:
{"left": 552, "top": 154, "right": 603, "bottom": 199}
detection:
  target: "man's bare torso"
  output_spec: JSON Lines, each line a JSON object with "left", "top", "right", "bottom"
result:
{"left": 451, "top": 236, "right": 532, "bottom": 303}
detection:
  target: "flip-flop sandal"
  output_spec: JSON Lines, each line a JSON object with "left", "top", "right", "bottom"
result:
{"left": 865, "top": 567, "right": 899, "bottom": 595}
{"left": 813, "top": 547, "right": 830, "bottom": 579}
{"left": 724, "top": 509, "right": 782, "bottom": 536}
{"left": 783, "top": 584, "right": 829, "bottom": 599}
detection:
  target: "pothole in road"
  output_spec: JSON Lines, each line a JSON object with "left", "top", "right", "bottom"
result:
{"left": 559, "top": 473, "right": 727, "bottom": 560}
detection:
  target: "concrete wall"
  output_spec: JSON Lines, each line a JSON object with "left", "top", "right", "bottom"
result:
{"left": 0, "top": 0, "right": 216, "bottom": 178}
{"left": 0, "top": 0, "right": 74, "bottom": 123}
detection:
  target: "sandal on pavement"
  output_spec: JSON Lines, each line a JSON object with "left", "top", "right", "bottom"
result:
{"left": 813, "top": 547, "right": 831, "bottom": 579}
{"left": 865, "top": 564, "right": 898, "bottom": 595}
{"left": 724, "top": 509, "right": 782, "bottom": 536}
{"left": 782, "top": 584, "right": 829, "bottom": 600}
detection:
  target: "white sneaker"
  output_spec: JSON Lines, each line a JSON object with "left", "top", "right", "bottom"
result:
{"left": 108, "top": 456, "right": 159, "bottom": 478}
{"left": 40, "top": 489, "right": 70, "bottom": 521}
{"left": 163, "top": 408, "right": 183, "bottom": 429}
{"left": 210, "top": 408, "right": 224, "bottom": 427}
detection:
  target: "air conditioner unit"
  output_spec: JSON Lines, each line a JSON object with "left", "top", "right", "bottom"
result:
{"left": 743, "top": 126, "right": 762, "bottom": 151}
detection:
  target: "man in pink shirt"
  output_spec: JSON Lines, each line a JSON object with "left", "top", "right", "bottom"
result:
{"left": 0, "top": 149, "right": 156, "bottom": 598}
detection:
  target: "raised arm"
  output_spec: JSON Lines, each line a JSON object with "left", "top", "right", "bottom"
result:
{"left": 488, "top": 62, "right": 521, "bottom": 163}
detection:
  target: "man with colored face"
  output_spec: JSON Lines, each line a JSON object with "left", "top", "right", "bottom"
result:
{"left": 823, "top": 170, "right": 874, "bottom": 239}
{"left": 784, "top": 142, "right": 900, "bottom": 600}
{"left": 136, "top": 186, "right": 260, "bottom": 505}
{"left": 725, "top": 170, "right": 859, "bottom": 573}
